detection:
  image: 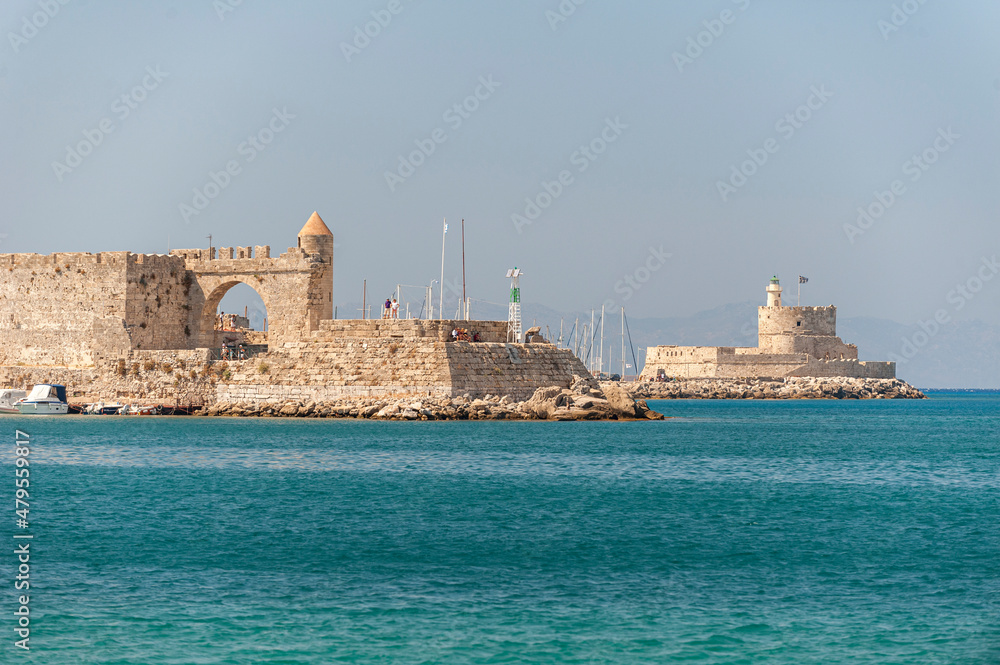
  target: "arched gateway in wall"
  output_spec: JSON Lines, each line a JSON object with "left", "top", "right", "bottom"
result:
{"left": 171, "top": 212, "right": 334, "bottom": 349}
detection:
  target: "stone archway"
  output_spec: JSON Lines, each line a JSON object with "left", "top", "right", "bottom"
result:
{"left": 201, "top": 279, "right": 271, "bottom": 346}
{"left": 171, "top": 230, "right": 332, "bottom": 352}
{"left": 182, "top": 250, "right": 330, "bottom": 350}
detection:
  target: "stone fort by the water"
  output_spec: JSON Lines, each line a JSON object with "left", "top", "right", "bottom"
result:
{"left": 640, "top": 276, "right": 895, "bottom": 381}
{"left": 0, "top": 212, "right": 588, "bottom": 403}
{"left": 0, "top": 214, "right": 893, "bottom": 403}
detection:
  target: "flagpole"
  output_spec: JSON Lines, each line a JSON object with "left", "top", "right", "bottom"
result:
{"left": 798, "top": 279, "right": 800, "bottom": 307}
{"left": 438, "top": 218, "right": 446, "bottom": 320}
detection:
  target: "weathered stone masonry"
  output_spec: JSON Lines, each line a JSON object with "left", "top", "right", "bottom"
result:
{"left": 641, "top": 277, "right": 896, "bottom": 380}
{"left": 0, "top": 212, "right": 589, "bottom": 403}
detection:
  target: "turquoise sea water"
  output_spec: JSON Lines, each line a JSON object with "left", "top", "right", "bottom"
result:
{"left": 2, "top": 393, "right": 999, "bottom": 663}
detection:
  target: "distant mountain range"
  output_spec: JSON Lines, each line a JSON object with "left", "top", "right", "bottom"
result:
{"left": 328, "top": 298, "right": 998, "bottom": 389}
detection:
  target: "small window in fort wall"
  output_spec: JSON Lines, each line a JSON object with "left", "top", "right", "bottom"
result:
{"left": 797, "top": 321, "right": 801, "bottom": 326}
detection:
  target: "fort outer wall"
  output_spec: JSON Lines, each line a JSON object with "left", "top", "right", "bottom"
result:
{"left": 0, "top": 319, "right": 592, "bottom": 405}
{"left": 0, "top": 242, "right": 333, "bottom": 368}
{"left": 218, "top": 319, "right": 589, "bottom": 403}
{"left": 0, "top": 251, "right": 191, "bottom": 368}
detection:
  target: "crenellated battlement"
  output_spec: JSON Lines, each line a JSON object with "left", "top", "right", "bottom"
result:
{"left": 169, "top": 245, "right": 274, "bottom": 262}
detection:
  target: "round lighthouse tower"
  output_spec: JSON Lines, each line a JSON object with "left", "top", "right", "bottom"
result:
{"left": 766, "top": 275, "right": 782, "bottom": 307}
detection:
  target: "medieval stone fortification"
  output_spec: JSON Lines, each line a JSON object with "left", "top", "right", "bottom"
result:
{"left": 0, "top": 212, "right": 588, "bottom": 404}
{"left": 640, "top": 277, "right": 895, "bottom": 380}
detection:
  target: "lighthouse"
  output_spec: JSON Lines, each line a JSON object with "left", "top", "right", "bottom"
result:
{"left": 766, "top": 275, "right": 782, "bottom": 307}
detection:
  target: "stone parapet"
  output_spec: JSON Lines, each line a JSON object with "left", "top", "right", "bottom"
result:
{"left": 312, "top": 319, "right": 508, "bottom": 342}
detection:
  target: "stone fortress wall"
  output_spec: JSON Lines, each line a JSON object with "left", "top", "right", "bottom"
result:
{"left": 0, "top": 212, "right": 589, "bottom": 403}
{"left": 640, "top": 277, "right": 895, "bottom": 380}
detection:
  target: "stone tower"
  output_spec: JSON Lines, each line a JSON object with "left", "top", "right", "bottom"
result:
{"left": 297, "top": 211, "right": 334, "bottom": 329}
{"left": 765, "top": 275, "right": 782, "bottom": 307}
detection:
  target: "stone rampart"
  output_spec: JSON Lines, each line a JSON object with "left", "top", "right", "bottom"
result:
{"left": 1, "top": 251, "right": 143, "bottom": 367}
{"left": 641, "top": 345, "right": 894, "bottom": 380}
{"left": 0, "top": 234, "right": 332, "bottom": 367}
{"left": 0, "top": 214, "right": 587, "bottom": 406}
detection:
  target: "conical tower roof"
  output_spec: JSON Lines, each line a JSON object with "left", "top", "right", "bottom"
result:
{"left": 298, "top": 211, "right": 332, "bottom": 237}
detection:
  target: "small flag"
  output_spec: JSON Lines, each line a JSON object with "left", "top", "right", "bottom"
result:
{"left": 799, "top": 276, "right": 808, "bottom": 284}
{"left": 626, "top": 364, "right": 632, "bottom": 368}
{"left": 443, "top": 221, "right": 449, "bottom": 233}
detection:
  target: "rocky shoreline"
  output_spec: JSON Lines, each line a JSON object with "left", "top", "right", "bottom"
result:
{"left": 198, "top": 376, "right": 666, "bottom": 421}
{"left": 626, "top": 377, "right": 925, "bottom": 400}
{"left": 194, "top": 376, "right": 926, "bottom": 420}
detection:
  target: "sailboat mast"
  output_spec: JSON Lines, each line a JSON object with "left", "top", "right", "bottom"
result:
{"left": 599, "top": 304, "right": 605, "bottom": 377}
{"left": 621, "top": 307, "right": 625, "bottom": 379}
{"left": 590, "top": 309, "right": 595, "bottom": 374}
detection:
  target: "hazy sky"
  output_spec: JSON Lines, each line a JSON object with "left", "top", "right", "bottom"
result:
{"left": 2, "top": 0, "right": 998, "bottom": 326}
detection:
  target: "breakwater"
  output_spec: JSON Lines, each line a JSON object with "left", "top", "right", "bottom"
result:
{"left": 626, "top": 376, "right": 925, "bottom": 400}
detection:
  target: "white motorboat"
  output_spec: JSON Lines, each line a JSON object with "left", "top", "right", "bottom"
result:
{"left": 0, "top": 389, "right": 27, "bottom": 414}
{"left": 16, "top": 384, "right": 69, "bottom": 415}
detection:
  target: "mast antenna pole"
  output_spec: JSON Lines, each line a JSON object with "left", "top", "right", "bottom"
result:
{"left": 587, "top": 308, "right": 594, "bottom": 374}
{"left": 438, "top": 219, "right": 447, "bottom": 320}
{"left": 461, "top": 219, "right": 467, "bottom": 320}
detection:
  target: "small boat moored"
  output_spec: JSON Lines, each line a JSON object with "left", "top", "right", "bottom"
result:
{"left": 16, "top": 384, "right": 70, "bottom": 415}
{"left": 0, "top": 389, "right": 27, "bottom": 414}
